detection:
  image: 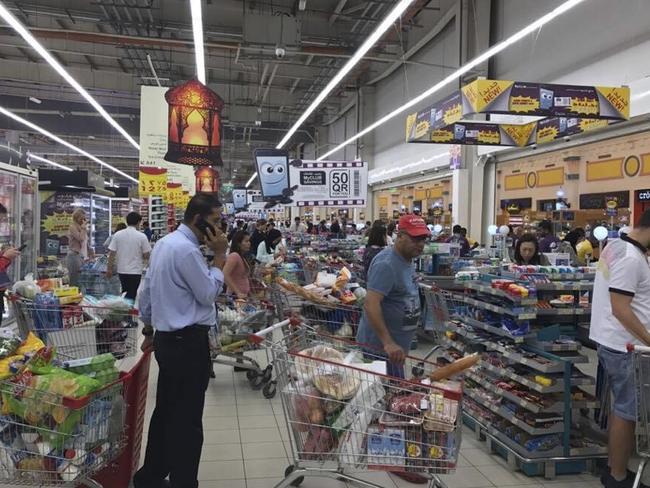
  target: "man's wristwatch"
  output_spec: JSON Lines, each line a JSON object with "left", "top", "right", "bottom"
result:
{"left": 142, "top": 325, "right": 154, "bottom": 337}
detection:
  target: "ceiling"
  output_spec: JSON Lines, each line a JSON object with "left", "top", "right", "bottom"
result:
{"left": 0, "top": 0, "right": 441, "bottom": 185}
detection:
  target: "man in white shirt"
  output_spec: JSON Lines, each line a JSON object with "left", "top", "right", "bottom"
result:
{"left": 289, "top": 216, "right": 307, "bottom": 233}
{"left": 107, "top": 212, "right": 152, "bottom": 300}
{"left": 590, "top": 210, "right": 650, "bottom": 488}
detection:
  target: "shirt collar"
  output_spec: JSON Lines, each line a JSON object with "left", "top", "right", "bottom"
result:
{"left": 621, "top": 233, "right": 648, "bottom": 255}
{"left": 178, "top": 223, "right": 200, "bottom": 247}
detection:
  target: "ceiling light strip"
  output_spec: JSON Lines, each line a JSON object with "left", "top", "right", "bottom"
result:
{"left": 28, "top": 153, "right": 73, "bottom": 172}
{"left": 276, "top": 0, "right": 416, "bottom": 149}
{"left": 317, "top": 0, "right": 587, "bottom": 161}
{"left": 189, "top": 0, "right": 206, "bottom": 84}
{"left": 245, "top": 172, "right": 257, "bottom": 188}
{"left": 0, "top": 2, "right": 140, "bottom": 150}
{"left": 0, "top": 106, "right": 138, "bottom": 184}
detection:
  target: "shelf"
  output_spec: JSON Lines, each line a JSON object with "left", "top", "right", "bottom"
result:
{"left": 536, "top": 307, "right": 591, "bottom": 316}
{"left": 440, "top": 335, "right": 472, "bottom": 355}
{"left": 465, "top": 282, "right": 538, "bottom": 305}
{"left": 455, "top": 316, "right": 534, "bottom": 343}
{"left": 463, "top": 296, "right": 537, "bottom": 320}
{"left": 480, "top": 361, "right": 565, "bottom": 393}
{"left": 466, "top": 371, "right": 564, "bottom": 414}
{"left": 534, "top": 282, "right": 593, "bottom": 291}
{"left": 483, "top": 421, "right": 565, "bottom": 459}
{"left": 527, "top": 340, "right": 581, "bottom": 352}
{"left": 502, "top": 271, "right": 595, "bottom": 281}
{"left": 483, "top": 341, "right": 566, "bottom": 373}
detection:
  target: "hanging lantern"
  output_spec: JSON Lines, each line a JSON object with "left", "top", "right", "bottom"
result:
{"left": 195, "top": 166, "right": 220, "bottom": 193}
{"left": 164, "top": 79, "right": 225, "bottom": 166}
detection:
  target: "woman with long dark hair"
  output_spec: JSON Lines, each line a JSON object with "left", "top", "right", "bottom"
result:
{"left": 514, "top": 233, "right": 549, "bottom": 265}
{"left": 256, "top": 228, "right": 283, "bottom": 265}
{"left": 223, "top": 231, "right": 252, "bottom": 297}
{"left": 363, "top": 224, "right": 387, "bottom": 279}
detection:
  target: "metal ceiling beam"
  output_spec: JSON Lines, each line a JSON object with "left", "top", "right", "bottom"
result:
{"left": 329, "top": 0, "right": 348, "bottom": 24}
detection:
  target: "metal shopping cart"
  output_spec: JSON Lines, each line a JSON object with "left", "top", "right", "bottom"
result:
{"left": 627, "top": 344, "right": 650, "bottom": 488}
{"left": 269, "top": 324, "right": 463, "bottom": 488}
{"left": 0, "top": 351, "right": 151, "bottom": 488}
{"left": 9, "top": 294, "right": 139, "bottom": 360}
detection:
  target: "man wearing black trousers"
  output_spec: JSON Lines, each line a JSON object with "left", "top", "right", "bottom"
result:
{"left": 134, "top": 193, "right": 228, "bottom": 488}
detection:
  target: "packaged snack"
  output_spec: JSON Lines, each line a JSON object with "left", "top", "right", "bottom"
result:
{"left": 386, "top": 428, "right": 405, "bottom": 466}
{"left": 15, "top": 333, "right": 45, "bottom": 357}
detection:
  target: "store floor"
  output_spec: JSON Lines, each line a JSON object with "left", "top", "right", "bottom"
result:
{"left": 140, "top": 353, "right": 605, "bottom": 488}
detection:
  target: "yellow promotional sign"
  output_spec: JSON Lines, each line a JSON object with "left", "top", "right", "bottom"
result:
{"left": 509, "top": 95, "right": 540, "bottom": 113}
{"left": 442, "top": 103, "right": 462, "bottom": 126}
{"left": 414, "top": 120, "right": 430, "bottom": 140}
{"left": 430, "top": 129, "right": 454, "bottom": 143}
{"left": 475, "top": 79, "right": 514, "bottom": 112}
{"left": 536, "top": 125, "right": 559, "bottom": 144}
{"left": 570, "top": 96, "right": 600, "bottom": 116}
{"left": 139, "top": 167, "right": 168, "bottom": 196}
{"left": 477, "top": 129, "right": 501, "bottom": 145}
{"left": 111, "top": 214, "right": 126, "bottom": 230}
{"left": 166, "top": 183, "right": 183, "bottom": 207}
{"left": 596, "top": 86, "right": 630, "bottom": 119}
{"left": 461, "top": 82, "right": 480, "bottom": 113}
{"left": 501, "top": 122, "right": 536, "bottom": 147}
{"left": 405, "top": 113, "right": 417, "bottom": 141}
{"left": 578, "top": 118, "right": 609, "bottom": 133}
{"left": 42, "top": 211, "right": 74, "bottom": 238}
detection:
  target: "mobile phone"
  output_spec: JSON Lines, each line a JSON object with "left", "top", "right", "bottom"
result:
{"left": 195, "top": 218, "right": 216, "bottom": 238}
{"left": 18, "top": 244, "right": 27, "bottom": 252}
{"left": 253, "top": 148, "right": 289, "bottom": 199}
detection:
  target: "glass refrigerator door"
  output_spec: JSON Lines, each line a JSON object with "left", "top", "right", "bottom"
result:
{"left": 19, "top": 176, "right": 37, "bottom": 280}
{"left": 0, "top": 170, "right": 18, "bottom": 325}
{"left": 91, "top": 195, "right": 111, "bottom": 254}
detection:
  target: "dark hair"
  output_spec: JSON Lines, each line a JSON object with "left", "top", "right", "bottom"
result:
{"left": 184, "top": 193, "right": 222, "bottom": 223}
{"left": 539, "top": 220, "right": 553, "bottom": 233}
{"left": 367, "top": 225, "right": 387, "bottom": 247}
{"left": 639, "top": 209, "right": 650, "bottom": 228}
{"left": 257, "top": 218, "right": 267, "bottom": 226}
{"left": 460, "top": 227, "right": 467, "bottom": 237}
{"left": 452, "top": 225, "right": 462, "bottom": 234}
{"left": 115, "top": 222, "right": 127, "bottom": 232}
{"left": 387, "top": 222, "right": 396, "bottom": 235}
{"left": 514, "top": 233, "right": 543, "bottom": 265}
{"left": 220, "top": 218, "right": 228, "bottom": 234}
{"left": 563, "top": 228, "right": 585, "bottom": 252}
{"left": 265, "top": 228, "right": 282, "bottom": 253}
{"left": 294, "top": 217, "right": 301, "bottom": 222}
{"left": 230, "top": 231, "right": 250, "bottom": 256}
{"left": 307, "top": 222, "right": 314, "bottom": 232}
{"left": 126, "top": 212, "right": 142, "bottom": 226}
{"left": 143, "top": 221, "right": 149, "bottom": 227}
{"left": 0, "top": 203, "right": 6, "bottom": 214}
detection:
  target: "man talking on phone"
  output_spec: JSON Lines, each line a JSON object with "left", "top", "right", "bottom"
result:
{"left": 134, "top": 193, "right": 228, "bottom": 488}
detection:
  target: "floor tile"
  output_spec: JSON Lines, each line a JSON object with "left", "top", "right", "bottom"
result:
{"left": 245, "top": 478, "right": 283, "bottom": 488}
{"left": 242, "top": 441, "right": 289, "bottom": 460}
{"left": 539, "top": 482, "right": 601, "bottom": 488}
{"left": 240, "top": 427, "right": 283, "bottom": 444}
{"left": 204, "top": 428, "right": 241, "bottom": 445}
{"left": 344, "top": 470, "right": 397, "bottom": 487}
{"left": 204, "top": 404, "right": 240, "bottom": 417}
{"left": 238, "top": 415, "right": 281, "bottom": 430}
{"left": 190, "top": 480, "right": 246, "bottom": 488}
{"left": 433, "top": 466, "right": 494, "bottom": 488}
{"left": 476, "top": 464, "right": 541, "bottom": 486}
{"left": 201, "top": 443, "right": 244, "bottom": 461}
{"left": 198, "top": 460, "right": 245, "bottom": 481}
{"left": 236, "top": 403, "right": 277, "bottom": 417}
{"left": 245, "top": 458, "right": 292, "bottom": 479}
{"left": 460, "top": 448, "right": 501, "bottom": 467}
{"left": 204, "top": 416, "right": 239, "bottom": 430}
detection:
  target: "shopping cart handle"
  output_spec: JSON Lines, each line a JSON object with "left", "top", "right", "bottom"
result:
{"left": 626, "top": 344, "right": 650, "bottom": 352}
{"left": 248, "top": 317, "right": 298, "bottom": 344}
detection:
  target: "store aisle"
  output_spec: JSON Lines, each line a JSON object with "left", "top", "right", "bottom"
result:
{"left": 140, "top": 354, "right": 604, "bottom": 488}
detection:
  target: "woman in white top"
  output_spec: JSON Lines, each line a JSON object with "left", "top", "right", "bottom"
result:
{"left": 256, "top": 228, "right": 283, "bottom": 265}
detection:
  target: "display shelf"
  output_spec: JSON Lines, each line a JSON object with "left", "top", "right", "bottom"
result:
{"left": 456, "top": 316, "right": 534, "bottom": 343}
{"left": 465, "top": 281, "right": 538, "bottom": 305}
{"left": 463, "top": 296, "right": 537, "bottom": 319}
{"left": 464, "top": 385, "right": 565, "bottom": 436}
{"left": 536, "top": 307, "right": 591, "bottom": 316}
{"left": 527, "top": 340, "right": 581, "bottom": 352}
{"left": 534, "top": 282, "right": 593, "bottom": 291}
{"left": 483, "top": 341, "right": 567, "bottom": 374}
{"left": 480, "top": 361, "right": 565, "bottom": 393}
{"left": 502, "top": 271, "right": 595, "bottom": 281}
{"left": 440, "top": 336, "right": 472, "bottom": 355}
{"left": 484, "top": 422, "right": 565, "bottom": 459}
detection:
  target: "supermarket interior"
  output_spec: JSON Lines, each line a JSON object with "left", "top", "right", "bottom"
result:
{"left": 2, "top": 1, "right": 650, "bottom": 488}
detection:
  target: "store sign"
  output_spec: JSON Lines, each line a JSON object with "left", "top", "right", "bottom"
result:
{"left": 637, "top": 189, "right": 650, "bottom": 201}
{"left": 579, "top": 191, "right": 629, "bottom": 210}
{"left": 406, "top": 79, "right": 630, "bottom": 148}
{"left": 139, "top": 167, "right": 168, "bottom": 196}
{"left": 500, "top": 198, "right": 532, "bottom": 211}
{"left": 288, "top": 160, "right": 368, "bottom": 208}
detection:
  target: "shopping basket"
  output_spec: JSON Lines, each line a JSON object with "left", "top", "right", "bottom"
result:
{"left": 9, "top": 294, "right": 139, "bottom": 360}
{"left": 212, "top": 295, "right": 276, "bottom": 395}
{"left": 0, "top": 356, "right": 134, "bottom": 486}
{"left": 627, "top": 344, "right": 650, "bottom": 488}
{"left": 271, "top": 324, "right": 464, "bottom": 488}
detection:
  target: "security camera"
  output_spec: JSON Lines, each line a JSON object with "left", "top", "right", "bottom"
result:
{"left": 275, "top": 46, "right": 286, "bottom": 59}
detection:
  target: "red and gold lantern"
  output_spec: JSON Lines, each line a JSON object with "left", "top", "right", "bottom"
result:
{"left": 195, "top": 166, "right": 220, "bottom": 193}
{"left": 164, "top": 79, "right": 224, "bottom": 166}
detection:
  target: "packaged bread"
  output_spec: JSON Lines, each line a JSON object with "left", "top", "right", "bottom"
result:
{"left": 429, "top": 353, "right": 479, "bottom": 381}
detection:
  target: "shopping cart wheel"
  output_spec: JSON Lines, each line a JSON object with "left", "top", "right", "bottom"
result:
{"left": 262, "top": 381, "right": 277, "bottom": 399}
{"left": 411, "top": 362, "right": 425, "bottom": 378}
{"left": 262, "top": 365, "right": 273, "bottom": 383}
{"left": 246, "top": 370, "right": 258, "bottom": 382}
{"left": 284, "top": 465, "right": 304, "bottom": 486}
{"left": 250, "top": 374, "right": 265, "bottom": 390}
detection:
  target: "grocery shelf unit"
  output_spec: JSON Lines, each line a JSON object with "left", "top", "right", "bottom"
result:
{"left": 141, "top": 196, "right": 166, "bottom": 239}
{"left": 167, "top": 204, "right": 176, "bottom": 234}
{"left": 440, "top": 270, "right": 606, "bottom": 478}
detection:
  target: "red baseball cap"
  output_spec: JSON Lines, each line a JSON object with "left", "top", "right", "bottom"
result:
{"left": 398, "top": 214, "right": 431, "bottom": 238}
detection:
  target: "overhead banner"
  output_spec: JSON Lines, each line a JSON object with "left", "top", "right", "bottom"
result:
{"left": 288, "top": 160, "right": 368, "bottom": 207}
{"left": 139, "top": 86, "right": 196, "bottom": 195}
{"left": 138, "top": 166, "right": 168, "bottom": 197}
{"left": 406, "top": 79, "right": 630, "bottom": 148}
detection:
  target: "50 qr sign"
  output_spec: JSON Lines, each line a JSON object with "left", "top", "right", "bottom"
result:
{"left": 289, "top": 160, "right": 368, "bottom": 207}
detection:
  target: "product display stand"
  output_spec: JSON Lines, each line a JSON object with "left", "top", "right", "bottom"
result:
{"left": 141, "top": 196, "right": 166, "bottom": 239}
{"left": 439, "top": 268, "right": 606, "bottom": 478}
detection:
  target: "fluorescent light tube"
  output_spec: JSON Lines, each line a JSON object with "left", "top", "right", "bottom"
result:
{"left": 0, "top": 105, "right": 138, "bottom": 184}
{"left": 28, "top": 96, "right": 41, "bottom": 104}
{"left": 317, "top": 0, "right": 587, "bottom": 161}
{"left": 0, "top": 1, "right": 140, "bottom": 150}
{"left": 28, "top": 153, "right": 73, "bottom": 172}
{"left": 189, "top": 0, "right": 206, "bottom": 84}
{"left": 276, "top": 0, "right": 415, "bottom": 149}
{"left": 245, "top": 172, "right": 257, "bottom": 188}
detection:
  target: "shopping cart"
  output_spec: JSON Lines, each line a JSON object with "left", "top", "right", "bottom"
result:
{"left": 9, "top": 294, "right": 139, "bottom": 360}
{"left": 212, "top": 295, "right": 278, "bottom": 396}
{"left": 420, "top": 285, "right": 466, "bottom": 332}
{"left": 270, "top": 324, "right": 463, "bottom": 488}
{"left": 0, "top": 353, "right": 141, "bottom": 487}
{"left": 270, "top": 281, "right": 361, "bottom": 339}
{"left": 627, "top": 344, "right": 650, "bottom": 488}
{"left": 77, "top": 256, "right": 122, "bottom": 297}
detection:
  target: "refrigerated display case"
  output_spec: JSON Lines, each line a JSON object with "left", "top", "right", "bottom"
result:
{"left": 91, "top": 195, "right": 110, "bottom": 254}
{"left": 0, "top": 162, "right": 39, "bottom": 325}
